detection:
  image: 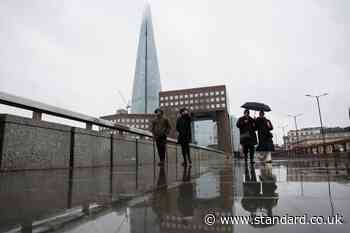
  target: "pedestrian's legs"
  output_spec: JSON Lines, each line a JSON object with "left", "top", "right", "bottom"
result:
{"left": 242, "top": 145, "right": 249, "bottom": 162}
{"left": 266, "top": 152, "right": 272, "bottom": 163}
{"left": 249, "top": 145, "right": 255, "bottom": 164}
{"left": 181, "top": 143, "right": 187, "bottom": 165}
{"left": 156, "top": 139, "right": 166, "bottom": 164}
{"left": 186, "top": 143, "right": 191, "bottom": 164}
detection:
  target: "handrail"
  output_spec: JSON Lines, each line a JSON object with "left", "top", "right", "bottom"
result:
{"left": 0, "top": 91, "right": 224, "bottom": 153}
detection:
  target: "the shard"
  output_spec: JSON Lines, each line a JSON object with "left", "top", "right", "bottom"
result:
{"left": 131, "top": 5, "right": 161, "bottom": 114}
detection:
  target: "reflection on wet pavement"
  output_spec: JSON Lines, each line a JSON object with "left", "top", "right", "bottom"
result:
{"left": 1, "top": 156, "right": 350, "bottom": 233}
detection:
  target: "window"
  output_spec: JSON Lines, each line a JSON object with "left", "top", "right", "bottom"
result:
{"left": 131, "top": 119, "right": 135, "bottom": 122}
{"left": 211, "top": 98, "right": 215, "bottom": 102}
{"left": 190, "top": 106, "right": 194, "bottom": 110}
{"left": 141, "top": 119, "right": 144, "bottom": 123}
{"left": 170, "top": 102, "right": 174, "bottom": 106}
{"left": 160, "top": 97, "right": 164, "bottom": 101}
{"left": 205, "top": 92, "right": 209, "bottom": 96}
{"left": 211, "top": 104, "right": 215, "bottom": 108}
{"left": 199, "top": 93, "right": 203, "bottom": 97}
{"left": 221, "top": 97, "right": 225, "bottom": 101}
{"left": 195, "top": 99, "right": 199, "bottom": 103}
{"left": 216, "top": 97, "right": 220, "bottom": 102}
{"left": 165, "top": 96, "right": 168, "bottom": 100}
{"left": 190, "top": 100, "right": 193, "bottom": 104}
{"left": 216, "top": 104, "right": 220, "bottom": 108}
{"left": 170, "top": 96, "right": 173, "bottom": 100}
{"left": 189, "top": 94, "right": 193, "bottom": 98}
{"left": 180, "top": 101, "right": 184, "bottom": 105}
{"left": 210, "top": 92, "right": 214, "bottom": 96}
{"left": 175, "top": 95, "right": 178, "bottom": 99}
{"left": 221, "top": 103, "right": 226, "bottom": 108}
{"left": 180, "top": 95, "right": 184, "bottom": 99}
{"left": 215, "top": 91, "right": 219, "bottom": 95}
{"left": 121, "top": 119, "right": 125, "bottom": 122}
{"left": 175, "top": 101, "right": 178, "bottom": 105}
{"left": 185, "top": 100, "right": 188, "bottom": 104}
{"left": 206, "top": 105, "right": 210, "bottom": 109}
{"left": 165, "top": 102, "right": 169, "bottom": 106}
{"left": 185, "top": 94, "right": 188, "bottom": 98}
{"left": 145, "top": 119, "right": 149, "bottom": 122}
{"left": 195, "top": 93, "right": 198, "bottom": 97}
{"left": 160, "top": 103, "right": 164, "bottom": 106}
{"left": 221, "top": 91, "right": 225, "bottom": 95}
{"left": 136, "top": 119, "right": 139, "bottom": 123}
{"left": 126, "top": 119, "right": 130, "bottom": 122}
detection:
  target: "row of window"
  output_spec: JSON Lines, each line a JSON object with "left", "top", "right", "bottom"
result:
{"left": 289, "top": 131, "right": 320, "bottom": 136}
{"left": 163, "top": 103, "right": 226, "bottom": 110}
{"left": 160, "top": 90, "right": 225, "bottom": 101}
{"left": 110, "top": 118, "right": 150, "bottom": 123}
{"left": 160, "top": 97, "right": 226, "bottom": 107}
{"left": 125, "top": 124, "right": 149, "bottom": 129}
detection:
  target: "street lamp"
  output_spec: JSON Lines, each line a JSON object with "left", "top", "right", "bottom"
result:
{"left": 305, "top": 93, "right": 328, "bottom": 154}
{"left": 278, "top": 125, "right": 288, "bottom": 151}
{"left": 288, "top": 113, "right": 303, "bottom": 153}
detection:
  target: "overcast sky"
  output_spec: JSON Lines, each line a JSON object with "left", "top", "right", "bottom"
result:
{"left": 1, "top": 0, "right": 349, "bottom": 144}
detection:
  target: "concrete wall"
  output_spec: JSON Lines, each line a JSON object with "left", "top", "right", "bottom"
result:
{"left": 0, "top": 114, "right": 225, "bottom": 171}
{"left": 0, "top": 114, "right": 71, "bottom": 171}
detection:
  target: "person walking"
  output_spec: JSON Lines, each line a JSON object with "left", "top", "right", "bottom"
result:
{"left": 236, "top": 109, "right": 257, "bottom": 164}
{"left": 255, "top": 111, "right": 274, "bottom": 163}
{"left": 176, "top": 108, "right": 192, "bottom": 166}
{"left": 151, "top": 108, "right": 171, "bottom": 166}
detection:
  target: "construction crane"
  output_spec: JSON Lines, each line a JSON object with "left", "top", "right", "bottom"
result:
{"left": 118, "top": 90, "right": 131, "bottom": 113}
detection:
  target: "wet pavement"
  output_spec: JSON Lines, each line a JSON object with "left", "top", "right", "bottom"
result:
{"left": 1, "top": 156, "right": 350, "bottom": 233}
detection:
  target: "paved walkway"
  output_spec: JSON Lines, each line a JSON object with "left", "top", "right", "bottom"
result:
{"left": 1, "top": 157, "right": 350, "bottom": 233}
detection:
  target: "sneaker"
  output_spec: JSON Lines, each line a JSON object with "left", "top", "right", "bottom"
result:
{"left": 181, "top": 162, "right": 187, "bottom": 167}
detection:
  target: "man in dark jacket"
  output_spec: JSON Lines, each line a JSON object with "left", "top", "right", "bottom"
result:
{"left": 176, "top": 108, "right": 192, "bottom": 166}
{"left": 236, "top": 109, "right": 257, "bottom": 164}
{"left": 152, "top": 108, "right": 171, "bottom": 166}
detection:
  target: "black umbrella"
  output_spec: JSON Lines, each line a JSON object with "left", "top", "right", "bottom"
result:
{"left": 241, "top": 102, "right": 271, "bottom": 112}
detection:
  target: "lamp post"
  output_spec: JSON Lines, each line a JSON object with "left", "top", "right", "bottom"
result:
{"left": 305, "top": 93, "right": 328, "bottom": 154}
{"left": 288, "top": 114, "right": 303, "bottom": 155}
{"left": 278, "top": 125, "right": 288, "bottom": 151}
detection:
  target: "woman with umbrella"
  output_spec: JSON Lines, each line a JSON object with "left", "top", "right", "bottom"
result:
{"left": 255, "top": 111, "right": 274, "bottom": 162}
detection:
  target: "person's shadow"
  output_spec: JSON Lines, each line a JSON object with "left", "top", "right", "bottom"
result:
{"left": 241, "top": 162, "right": 279, "bottom": 228}
{"left": 177, "top": 166, "right": 194, "bottom": 224}
{"left": 151, "top": 166, "right": 170, "bottom": 224}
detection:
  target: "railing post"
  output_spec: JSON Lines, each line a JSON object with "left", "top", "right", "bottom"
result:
{"left": 110, "top": 133, "right": 114, "bottom": 168}
{"left": 135, "top": 138, "right": 139, "bottom": 190}
{"left": 86, "top": 123, "right": 92, "bottom": 130}
{"left": 32, "top": 111, "right": 42, "bottom": 120}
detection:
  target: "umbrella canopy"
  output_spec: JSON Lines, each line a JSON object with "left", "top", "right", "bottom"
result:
{"left": 241, "top": 102, "right": 271, "bottom": 112}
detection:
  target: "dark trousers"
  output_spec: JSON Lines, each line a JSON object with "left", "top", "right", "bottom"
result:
{"left": 180, "top": 142, "right": 191, "bottom": 164}
{"left": 156, "top": 137, "right": 167, "bottom": 163}
{"left": 242, "top": 145, "right": 255, "bottom": 162}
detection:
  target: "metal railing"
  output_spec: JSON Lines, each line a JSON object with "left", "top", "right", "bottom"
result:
{"left": 0, "top": 91, "right": 222, "bottom": 154}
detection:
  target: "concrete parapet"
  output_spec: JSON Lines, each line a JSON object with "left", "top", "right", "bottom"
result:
{"left": 0, "top": 114, "right": 71, "bottom": 171}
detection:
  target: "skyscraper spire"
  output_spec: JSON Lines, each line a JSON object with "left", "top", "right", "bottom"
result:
{"left": 131, "top": 4, "right": 161, "bottom": 114}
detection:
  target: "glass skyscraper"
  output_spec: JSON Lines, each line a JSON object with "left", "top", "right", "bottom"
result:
{"left": 131, "top": 5, "right": 161, "bottom": 114}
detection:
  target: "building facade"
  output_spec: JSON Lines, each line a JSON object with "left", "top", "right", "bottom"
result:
{"left": 159, "top": 85, "right": 232, "bottom": 154}
{"left": 284, "top": 126, "right": 350, "bottom": 149}
{"left": 100, "top": 111, "right": 154, "bottom": 133}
